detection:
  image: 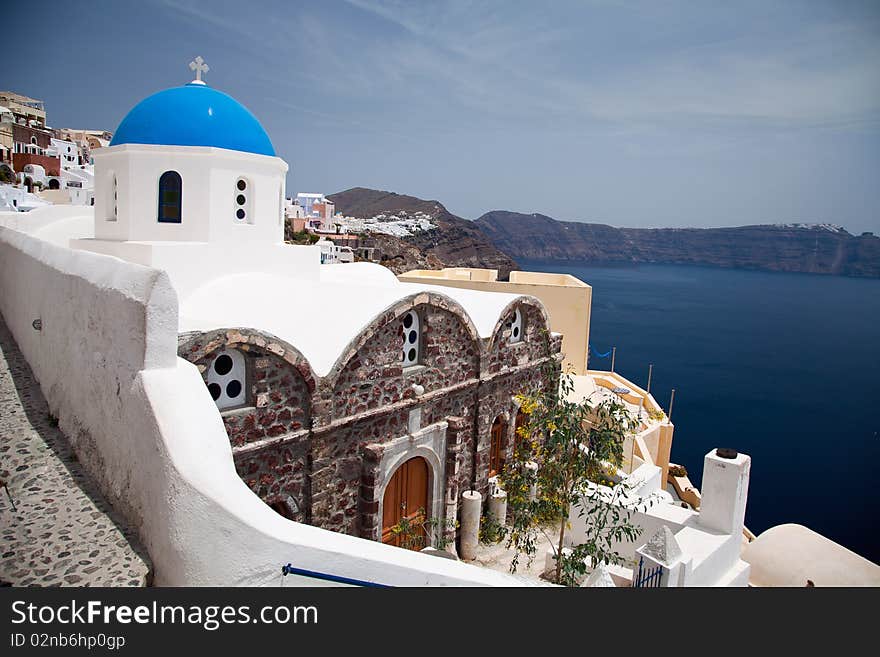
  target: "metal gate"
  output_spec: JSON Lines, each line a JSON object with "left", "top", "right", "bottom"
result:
{"left": 633, "top": 556, "right": 663, "bottom": 588}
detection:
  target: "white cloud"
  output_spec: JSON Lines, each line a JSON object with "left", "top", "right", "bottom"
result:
{"left": 342, "top": 0, "right": 880, "bottom": 129}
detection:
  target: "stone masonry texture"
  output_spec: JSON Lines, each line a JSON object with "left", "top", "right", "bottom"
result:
{"left": 179, "top": 295, "right": 562, "bottom": 545}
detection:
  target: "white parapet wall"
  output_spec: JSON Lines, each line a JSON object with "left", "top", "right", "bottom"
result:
{"left": 0, "top": 225, "right": 528, "bottom": 586}
{"left": 566, "top": 452, "right": 751, "bottom": 587}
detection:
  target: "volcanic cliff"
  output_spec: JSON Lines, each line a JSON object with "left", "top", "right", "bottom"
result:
{"left": 327, "top": 188, "right": 518, "bottom": 276}
{"left": 475, "top": 210, "right": 880, "bottom": 278}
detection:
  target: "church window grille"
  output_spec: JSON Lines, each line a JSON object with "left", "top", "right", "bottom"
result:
{"left": 510, "top": 308, "right": 523, "bottom": 343}
{"left": 206, "top": 348, "right": 247, "bottom": 411}
{"left": 157, "top": 171, "right": 182, "bottom": 223}
{"left": 401, "top": 310, "right": 421, "bottom": 367}
{"left": 234, "top": 177, "right": 252, "bottom": 223}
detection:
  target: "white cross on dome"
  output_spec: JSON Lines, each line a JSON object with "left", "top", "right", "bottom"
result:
{"left": 189, "top": 56, "right": 209, "bottom": 85}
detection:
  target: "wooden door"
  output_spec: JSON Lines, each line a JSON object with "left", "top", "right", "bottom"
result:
{"left": 489, "top": 417, "right": 506, "bottom": 478}
{"left": 382, "top": 457, "right": 429, "bottom": 548}
{"left": 514, "top": 409, "right": 527, "bottom": 454}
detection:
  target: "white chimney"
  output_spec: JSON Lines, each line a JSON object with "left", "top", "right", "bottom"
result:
{"left": 698, "top": 448, "right": 751, "bottom": 535}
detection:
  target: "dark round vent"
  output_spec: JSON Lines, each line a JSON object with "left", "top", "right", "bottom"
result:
{"left": 208, "top": 383, "right": 221, "bottom": 401}
{"left": 226, "top": 380, "right": 242, "bottom": 398}
{"left": 716, "top": 448, "right": 738, "bottom": 459}
{"left": 214, "top": 354, "right": 233, "bottom": 375}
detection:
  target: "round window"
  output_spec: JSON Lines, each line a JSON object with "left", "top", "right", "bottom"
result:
{"left": 510, "top": 308, "right": 523, "bottom": 344}
{"left": 214, "top": 354, "right": 233, "bottom": 375}
{"left": 401, "top": 310, "right": 421, "bottom": 366}
{"left": 206, "top": 349, "right": 246, "bottom": 410}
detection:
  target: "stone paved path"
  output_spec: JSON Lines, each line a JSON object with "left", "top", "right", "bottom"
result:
{"left": 0, "top": 316, "right": 151, "bottom": 586}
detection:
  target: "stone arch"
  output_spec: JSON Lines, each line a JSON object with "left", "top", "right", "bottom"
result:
{"left": 178, "top": 327, "right": 318, "bottom": 449}
{"left": 486, "top": 296, "right": 551, "bottom": 352}
{"left": 48, "top": 178, "right": 60, "bottom": 190}
{"left": 324, "top": 291, "right": 482, "bottom": 388}
{"left": 370, "top": 422, "right": 447, "bottom": 544}
{"left": 178, "top": 327, "right": 317, "bottom": 392}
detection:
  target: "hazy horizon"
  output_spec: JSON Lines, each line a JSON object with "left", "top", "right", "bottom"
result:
{"left": 332, "top": 186, "right": 877, "bottom": 233}
{"left": 6, "top": 0, "right": 879, "bottom": 233}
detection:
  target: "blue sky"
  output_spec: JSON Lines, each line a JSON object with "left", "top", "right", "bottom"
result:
{"left": 7, "top": 0, "right": 880, "bottom": 232}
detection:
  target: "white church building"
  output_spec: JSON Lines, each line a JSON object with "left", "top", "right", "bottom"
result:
{"left": 0, "top": 60, "right": 761, "bottom": 587}
{"left": 0, "top": 60, "right": 568, "bottom": 586}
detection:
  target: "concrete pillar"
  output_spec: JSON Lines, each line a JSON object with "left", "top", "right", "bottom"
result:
{"left": 698, "top": 448, "right": 751, "bottom": 536}
{"left": 633, "top": 526, "right": 684, "bottom": 588}
{"left": 525, "top": 461, "right": 538, "bottom": 501}
{"left": 459, "top": 490, "right": 482, "bottom": 561}
{"left": 489, "top": 489, "right": 507, "bottom": 526}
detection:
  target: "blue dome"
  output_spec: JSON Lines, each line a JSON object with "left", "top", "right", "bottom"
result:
{"left": 110, "top": 83, "right": 275, "bottom": 156}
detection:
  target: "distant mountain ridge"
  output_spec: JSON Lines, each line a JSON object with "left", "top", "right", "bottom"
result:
{"left": 475, "top": 210, "right": 880, "bottom": 278}
{"left": 328, "top": 188, "right": 517, "bottom": 276}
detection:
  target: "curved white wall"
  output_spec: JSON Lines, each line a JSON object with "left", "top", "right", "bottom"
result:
{"left": 0, "top": 225, "right": 526, "bottom": 586}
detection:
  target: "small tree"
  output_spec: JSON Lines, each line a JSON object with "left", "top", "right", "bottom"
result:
{"left": 502, "top": 368, "right": 648, "bottom": 586}
{"left": 389, "top": 508, "right": 458, "bottom": 552}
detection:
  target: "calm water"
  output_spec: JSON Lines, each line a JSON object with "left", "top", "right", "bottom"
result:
{"left": 522, "top": 260, "right": 880, "bottom": 563}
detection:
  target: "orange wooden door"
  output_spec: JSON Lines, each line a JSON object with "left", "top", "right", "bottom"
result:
{"left": 382, "top": 457, "right": 429, "bottom": 548}
{"left": 489, "top": 418, "right": 505, "bottom": 478}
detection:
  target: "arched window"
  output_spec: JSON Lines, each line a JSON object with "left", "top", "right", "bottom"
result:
{"left": 234, "top": 177, "right": 251, "bottom": 223}
{"left": 107, "top": 174, "right": 117, "bottom": 221}
{"left": 510, "top": 308, "right": 523, "bottom": 343}
{"left": 157, "top": 171, "right": 182, "bottom": 223}
{"left": 205, "top": 348, "right": 247, "bottom": 411}
{"left": 489, "top": 416, "right": 506, "bottom": 478}
{"left": 401, "top": 310, "right": 421, "bottom": 367}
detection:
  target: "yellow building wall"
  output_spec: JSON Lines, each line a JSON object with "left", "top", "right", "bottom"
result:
{"left": 398, "top": 267, "right": 592, "bottom": 375}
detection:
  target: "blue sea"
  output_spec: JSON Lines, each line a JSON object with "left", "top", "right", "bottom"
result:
{"left": 521, "top": 260, "right": 880, "bottom": 563}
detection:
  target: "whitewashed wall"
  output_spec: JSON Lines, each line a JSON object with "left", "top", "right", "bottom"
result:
{"left": 566, "top": 465, "right": 697, "bottom": 564}
{"left": 93, "top": 144, "right": 287, "bottom": 244}
{"left": 0, "top": 226, "right": 526, "bottom": 586}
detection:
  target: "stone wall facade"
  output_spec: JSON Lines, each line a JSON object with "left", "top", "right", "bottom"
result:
{"left": 178, "top": 295, "right": 561, "bottom": 548}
